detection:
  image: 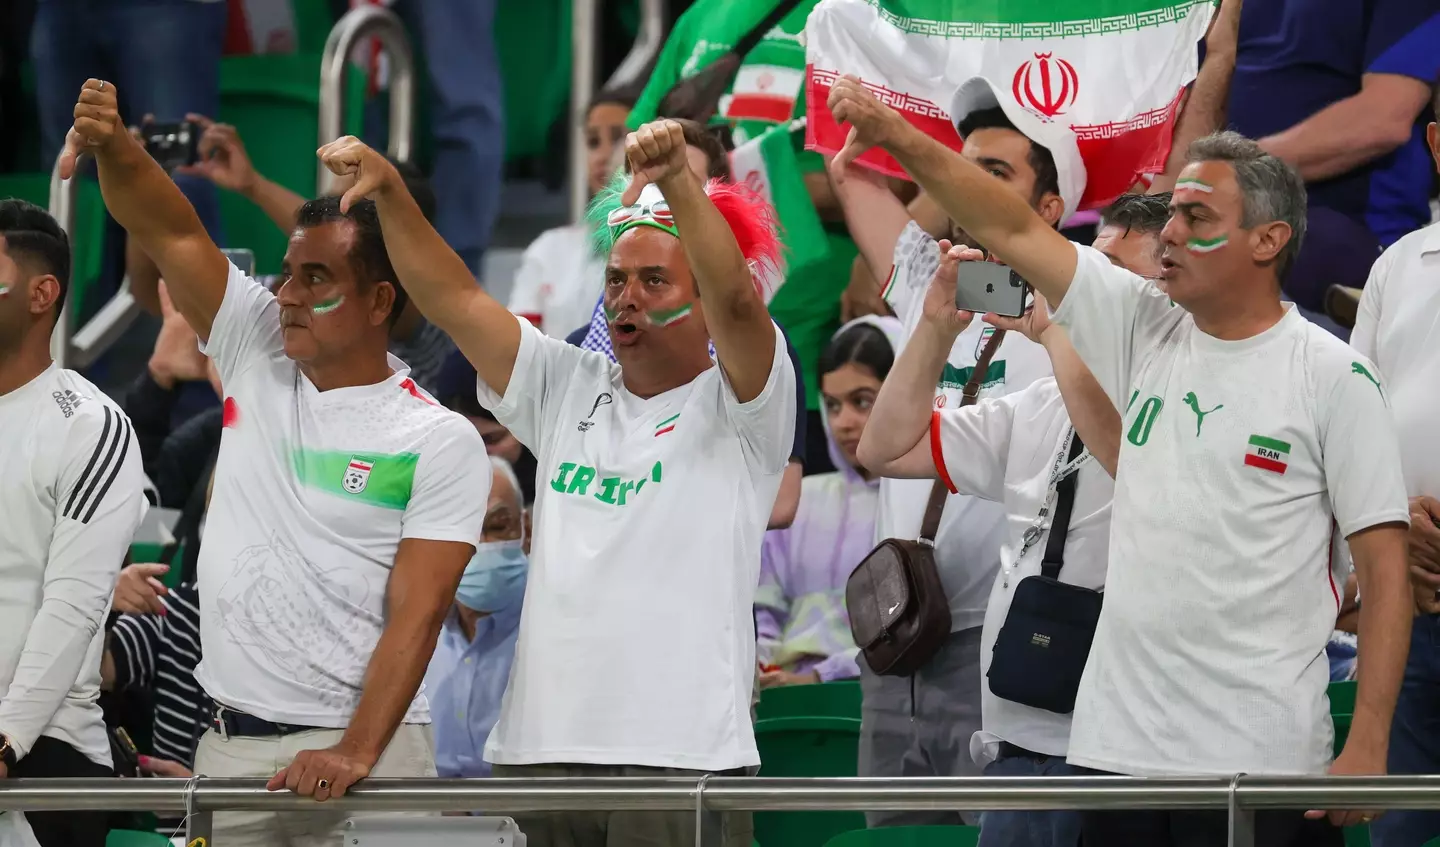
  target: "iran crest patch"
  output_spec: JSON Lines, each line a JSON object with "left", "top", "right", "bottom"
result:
{"left": 343, "top": 457, "right": 375, "bottom": 494}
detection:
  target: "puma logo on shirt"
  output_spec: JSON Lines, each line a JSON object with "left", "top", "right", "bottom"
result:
{"left": 1182, "top": 391, "right": 1223, "bottom": 436}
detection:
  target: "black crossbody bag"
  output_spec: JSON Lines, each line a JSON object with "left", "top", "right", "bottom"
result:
{"left": 986, "top": 429, "right": 1104, "bottom": 714}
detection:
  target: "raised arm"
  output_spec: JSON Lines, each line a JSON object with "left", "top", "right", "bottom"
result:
{"left": 317, "top": 137, "right": 522, "bottom": 396}
{"left": 624, "top": 120, "right": 776, "bottom": 403}
{"left": 826, "top": 77, "right": 1078, "bottom": 306}
{"left": 60, "top": 80, "right": 229, "bottom": 341}
{"left": 985, "top": 294, "right": 1121, "bottom": 477}
{"left": 829, "top": 157, "right": 915, "bottom": 282}
{"left": 1149, "top": 0, "right": 1239, "bottom": 194}
{"left": 857, "top": 241, "right": 980, "bottom": 478}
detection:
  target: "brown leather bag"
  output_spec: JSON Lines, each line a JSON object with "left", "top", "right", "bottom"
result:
{"left": 846, "top": 328, "right": 1007, "bottom": 677}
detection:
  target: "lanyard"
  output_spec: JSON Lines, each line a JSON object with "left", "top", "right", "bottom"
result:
{"left": 1006, "top": 427, "right": 1091, "bottom": 586}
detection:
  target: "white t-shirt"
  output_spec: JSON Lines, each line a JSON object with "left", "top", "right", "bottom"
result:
{"left": 880, "top": 222, "right": 1054, "bottom": 630}
{"left": 931, "top": 378, "right": 1112, "bottom": 765}
{"left": 1054, "top": 244, "right": 1409, "bottom": 776}
{"left": 506, "top": 224, "right": 605, "bottom": 338}
{"left": 194, "top": 262, "right": 490, "bottom": 727}
{"left": 1352, "top": 221, "right": 1440, "bottom": 498}
{"left": 0, "top": 366, "right": 146, "bottom": 766}
{"left": 479, "top": 316, "right": 796, "bottom": 770}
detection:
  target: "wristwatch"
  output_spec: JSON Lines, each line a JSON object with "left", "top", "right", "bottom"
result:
{"left": 0, "top": 735, "right": 17, "bottom": 770}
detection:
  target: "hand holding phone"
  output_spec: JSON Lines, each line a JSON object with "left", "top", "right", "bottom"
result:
{"left": 954, "top": 261, "right": 1031, "bottom": 318}
{"left": 144, "top": 121, "right": 201, "bottom": 171}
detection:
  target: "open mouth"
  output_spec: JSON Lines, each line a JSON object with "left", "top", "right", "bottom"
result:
{"left": 1159, "top": 256, "right": 1180, "bottom": 279}
{"left": 611, "top": 321, "right": 643, "bottom": 346}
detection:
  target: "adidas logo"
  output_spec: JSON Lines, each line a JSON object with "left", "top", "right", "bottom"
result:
{"left": 51, "top": 389, "right": 83, "bottom": 418}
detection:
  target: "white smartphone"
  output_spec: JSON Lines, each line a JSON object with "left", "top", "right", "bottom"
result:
{"left": 954, "top": 262, "right": 1031, "bottom": 317}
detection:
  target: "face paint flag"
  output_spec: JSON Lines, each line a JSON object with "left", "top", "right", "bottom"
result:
{"left": 804, "top": 0, "right": 1216, "bottom": 209}
{"left": 312, "top": 295, "right": 344, "bottom": 315}
{"left": 649, "top": 304, "right": 693, "bottom": 327}
{"left": 1187, "top": 235, "right": 1228, "bottom": 253}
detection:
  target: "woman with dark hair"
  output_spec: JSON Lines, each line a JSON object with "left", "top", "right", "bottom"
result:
{"left": 755, "top": 316, "right": 901, "bottom": 687}
{"left": 507, "top": 87, "right": 642, "bottom": 338}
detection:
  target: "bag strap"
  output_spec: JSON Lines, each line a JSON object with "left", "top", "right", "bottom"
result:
{"left": 1040, "top": 430, "right": 1086, "bottom": 581}
{"left": 919, "top": 327, "right": 1007, "bottom": 543}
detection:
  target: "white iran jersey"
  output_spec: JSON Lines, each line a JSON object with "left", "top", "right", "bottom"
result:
{"left": 0, "top": 365, "right": 146, "bottom": 766}
{"left": 931, "top": 379, "right": 1113, "bottom": 764}
{"left": 1054, "top": 245, "right": 1408, "bottom": 776}
{"left": 880, "top": 222, "right": 1054, "bottom": 630}
{"left": 478, "top": 317, "right": 796, "bottom": 770}
{"left": 195, "top": 263, "right": 489, "bottom": 727}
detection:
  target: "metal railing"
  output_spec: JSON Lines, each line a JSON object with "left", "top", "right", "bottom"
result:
{"left": 568, "top": 0, "right": 669, "bottom": 222}
{"left": 317, "top": 3, "right": 416, "bottom": 196}
{"left": 5, "top": 775, "right": 1440, "bottom": 847}
{"left": 47, "top": 154, "right": 144, "bottom": 370}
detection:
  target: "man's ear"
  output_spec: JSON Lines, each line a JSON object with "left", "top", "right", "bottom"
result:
{"left": 371, "top": 280, "right": 397, "bottom": 327}
{"left": 1036, "top": 191, "right": 1066, "bottom": 228}
{"left": 28, "top": 274, "right": 61, "bottom": 317}
{"left": 1250, "top": 220, "right": 1293, "bottom": 266}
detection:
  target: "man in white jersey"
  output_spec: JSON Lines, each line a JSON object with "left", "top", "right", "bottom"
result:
{"left": 314, "top": 119, "right": 795, "bottom": 846}
{"left": 828, "top": 99, "right": 1067, "bottom": 828}
{"left": 1351, "top": 101, "right": 1440, "bottom": 847}
{"left": 61, "top": 80, "right": 488, "bottom": 847}
{"left": 858, "top": 194, "right": 1166, "bottom": 847}
{"left": 0, "top": 199, "right": 146, "bottom": 847}
{"left": 829, "top": 75, "right": 1412, "bottom": 845}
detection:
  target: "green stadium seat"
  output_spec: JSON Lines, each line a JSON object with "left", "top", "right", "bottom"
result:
{"left": 754, "top": 714, "right": 864, "bottom": 847}
{"left": 824, "top": 826, "right": 981, "bottom": 847}
{"left": 1330, "top": 680, "right": 1356, "bottom": 759}
{"left": 757, "top": 680, "right": 861, "bottom": 722}
{"left": 216, "top": 53, "right": 365, "bottom": 275}
{"left": 105, "top": 830, "right": 172, "bottom": 847}
{"left": 291, "top": 0, "right": 338, "bottom": 55}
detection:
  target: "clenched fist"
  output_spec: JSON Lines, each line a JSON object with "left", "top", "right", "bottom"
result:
{"left": 59, "top": 79, "right": 125, "bottom": 179}
{"left": 317, "top": 136, "right": 401, "bottom": 212}
{"left": 826, "top": 75, "right": 907, "bottom": 182}
{"left": 620, "top": 119, "right": 693, "bottom": 206}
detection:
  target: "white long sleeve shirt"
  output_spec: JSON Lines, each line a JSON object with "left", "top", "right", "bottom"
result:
{"left": 0, "top": 365, "right": 146, "bottom": 766}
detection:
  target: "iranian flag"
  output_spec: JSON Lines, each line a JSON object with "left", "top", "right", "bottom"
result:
{"left": 728, "top": 120, "right": 830, "bottom": 298}
{"left": 804, "top": 0, "right": 1216, "bottom": 210}
{"left": 1245, "top": 435, "right": 1290, "bottom": 475}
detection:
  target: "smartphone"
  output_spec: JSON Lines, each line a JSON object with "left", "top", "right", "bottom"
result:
{"left": 220, "top": 248, "right": 255, "bottom": 278}
{"left": 144, "top": 121, "right": 201, "bottom": 171}
{"left": 955, "top": 262, "right": 1031, "bottom": 318}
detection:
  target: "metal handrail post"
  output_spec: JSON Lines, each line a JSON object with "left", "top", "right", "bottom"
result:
{"left": 568, "top": 0, "right": 599, "bottom": 223}
{"left": 317, "top": 4, "right": 416, "bottom": 195}
{"left": 603, "top": 0, "right": 666, "bottom": 91}
{"left": 47, "top": 154, "right": 77, "bottom": 366}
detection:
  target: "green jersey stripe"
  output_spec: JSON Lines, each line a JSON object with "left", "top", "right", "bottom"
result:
{"left": 291, "top": 448, "right": 419, "bottom": 510}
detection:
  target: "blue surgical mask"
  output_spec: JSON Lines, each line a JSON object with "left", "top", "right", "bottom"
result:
{"left": 455, "top": 539, "right": 528, "bottom": 613}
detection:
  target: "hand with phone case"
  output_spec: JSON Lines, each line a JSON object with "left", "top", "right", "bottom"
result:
{"left": 919, "top": 239, "right": 985, "bottom": 338}
{"left": 954, "top": 260, "right": 1032, "bottom": 318}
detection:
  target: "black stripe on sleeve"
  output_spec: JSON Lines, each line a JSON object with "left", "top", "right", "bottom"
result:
{"left": 81, "top": 417, "right": 134, "bottom": 523}
{"left": 63, "top": 407, "right": 113, "bottom": 519}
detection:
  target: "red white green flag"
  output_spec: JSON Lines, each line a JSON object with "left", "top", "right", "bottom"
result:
{"left": 1245, "top": 435, "right": 1290, "bottom": 475}
{"left": 804, "top": 0, "right": 1217, "bottom": 209}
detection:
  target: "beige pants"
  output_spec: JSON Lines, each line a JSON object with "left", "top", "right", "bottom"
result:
{"left": 193, "top": 723, "right": 437, "bottom": 847}
{"left": 491, "top": 763, "right": 753, "bottom": 847}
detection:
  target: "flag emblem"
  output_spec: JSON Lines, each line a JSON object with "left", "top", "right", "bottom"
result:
{"left": 974, "top": 326, "right": 996, "bottom": 360}
{"left": 343, "top": 457, "right": 375, "bottom": 493}
{"left": 654, "top": 413, "right": 680, "bottom": 437}
{"left": 1244, "top": 435, "right": 1289, "bottom": 475}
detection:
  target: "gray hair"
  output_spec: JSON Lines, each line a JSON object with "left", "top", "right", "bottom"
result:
{"left": 1186, "top": 131, "right": 1307, "bottom": 280}
{"left": 1100, "top": 192, "right": 1172, "bottom": 237}
{"left": 488, "top": 456, "right": 523, "bottom": 510}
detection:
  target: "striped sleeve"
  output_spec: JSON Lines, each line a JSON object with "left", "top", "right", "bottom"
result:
{"left": 109, "top": 612, "right": 162, "bottom": 691}
{"left": 150, "top": 587, "right": 208, "bottom": 767}
{"left": 61, "top": 407, "right": 136, "bottom": 524}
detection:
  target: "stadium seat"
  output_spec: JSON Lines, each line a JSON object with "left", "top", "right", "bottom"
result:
{"left": 1329, "top": 680, "right": 1356, "bottom": 758}
{"left": 105, "top": 830, "right": 172, "bottom": 847}
{"left": 216, "top": 53, "right": 366, "bottom": 275}
{"left": 495, "top": 0, "right": 572, "bottom": 163}
{"left": 754, "top": 713, "right": 864, "bottom": 847}
{"left": 824, "top": 825, "right": 981, "bottom": 847}
{"left": 757, "top": 680, "right": 861, "bottom": 722}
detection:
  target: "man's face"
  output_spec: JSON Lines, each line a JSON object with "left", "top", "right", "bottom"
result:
{"left": 586, "top": 102, "right": 631, "bottom": 195}
{"left": 953, "top": 126, "right": 1064, "bottom": 247}
{"left": 1158, "top": 161, "right": 1259, "bottom": 308}
{"left": 0, "top": 239, "right": 56, "bottom": 352}
{"left": 468, "top": 414, "right": 523, "bottom": 464}
{"left": 275, "top": 221, "right": 392, "bottom": 363}
{"left": 1093, "top": 224, "right": 1163, "bottom": 280}
{"left": 482, "top": 468, "right": 523, "bottom": 544}
{"left": 603, "top": 226, "right": 708, "bottom": 368}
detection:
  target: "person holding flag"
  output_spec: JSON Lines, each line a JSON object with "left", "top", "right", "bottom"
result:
{"left": 827, "top": 74, "right": 1412, "bottom": 843}
{"left": 317, "top": 118, "right": 795, "bottom": 847}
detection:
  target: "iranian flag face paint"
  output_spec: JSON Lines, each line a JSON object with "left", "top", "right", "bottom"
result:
{"left": 312, "top": 295, "right": 344, "bottom": 315}
{"left": 0, "top": 285, "right": 9, "bottom": 298}
{"left": 602, "top": 304, "right": 619, "bottom": 322}
{"left": 647, "top": 303, "right": 692, "bottom": 327}
{"left": 1186, "top": 235, "right": 1229, "bottom": 254}
{"left": 1175, "top": 178, "right": 1215, "bottom": 193}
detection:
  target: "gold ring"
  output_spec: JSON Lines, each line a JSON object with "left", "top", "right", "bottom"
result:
{"left": 97, "top": 80, "right": 105, "bottom": 90}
